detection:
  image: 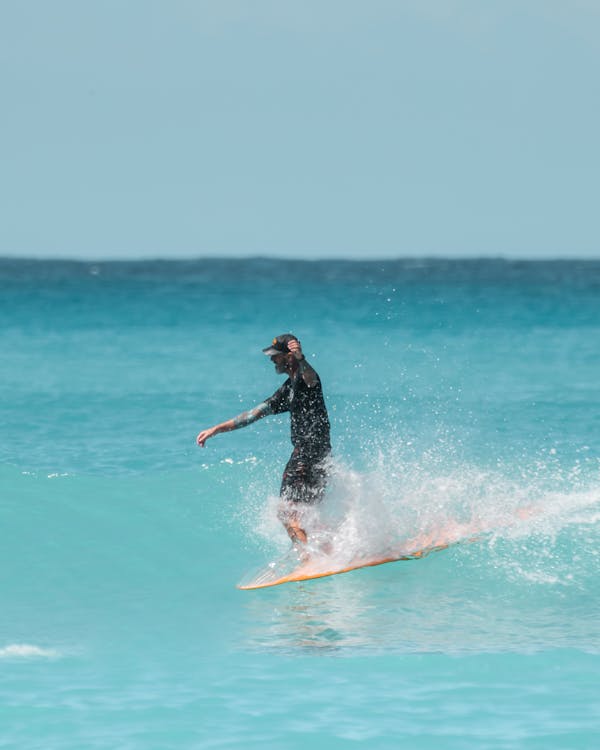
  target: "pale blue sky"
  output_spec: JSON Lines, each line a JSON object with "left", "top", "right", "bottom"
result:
{"left": 1, "top": 1, "right": 599, "bottom": 259}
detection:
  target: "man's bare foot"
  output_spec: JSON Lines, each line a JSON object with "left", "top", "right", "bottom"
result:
{"left": 293, "top": 543, "right": 310, "bottom": 565}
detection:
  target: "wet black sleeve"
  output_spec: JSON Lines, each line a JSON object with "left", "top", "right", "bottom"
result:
{"left": 264, "top": 380, "right": 291, "bottom": 415}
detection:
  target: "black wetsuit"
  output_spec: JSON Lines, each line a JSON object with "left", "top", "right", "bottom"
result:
{"left": 265, "top": 371, "right": 331, "bottom": 504}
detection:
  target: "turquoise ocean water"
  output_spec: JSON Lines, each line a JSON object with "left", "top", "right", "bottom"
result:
{"left": 1, "top": 258, "right": 599, "bottom": 748}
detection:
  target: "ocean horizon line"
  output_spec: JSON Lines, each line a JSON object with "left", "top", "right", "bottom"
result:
{"left": 1, "top": 254, "right": 599, "bottom": 265}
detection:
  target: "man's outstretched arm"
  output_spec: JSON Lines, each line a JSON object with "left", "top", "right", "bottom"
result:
{"left": 196, "top": 402, "right": 272, "bottom": 447}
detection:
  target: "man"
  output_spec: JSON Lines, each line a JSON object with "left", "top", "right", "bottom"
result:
{"left": 197, "top": 334, "right": 331, "bottom": 545}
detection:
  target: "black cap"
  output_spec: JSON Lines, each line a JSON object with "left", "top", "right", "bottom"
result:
{"left": 262, "top": 333, "right": 296, "bottom": 356}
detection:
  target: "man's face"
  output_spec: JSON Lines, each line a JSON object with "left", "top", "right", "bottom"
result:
{"left": 270, "top": 353, "right": 289, "bottom": 374}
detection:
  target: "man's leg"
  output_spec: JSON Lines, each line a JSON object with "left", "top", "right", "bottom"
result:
{"left": 283, "top": 512, "right": 308, "bottom": 544}
{"left": 278, "top": 450, "right": 309, "bottom": 544}
{"left": 278, "top": 451, "right": 328, "bottom": 545}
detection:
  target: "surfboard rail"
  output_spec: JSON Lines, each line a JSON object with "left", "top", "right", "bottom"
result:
{"left": 237, "top": 541, "right": 456, "bottom": 590}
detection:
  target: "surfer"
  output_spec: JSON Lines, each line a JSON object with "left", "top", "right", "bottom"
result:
{"left": 196, "top": 334, "right": 331, "bottom": 546}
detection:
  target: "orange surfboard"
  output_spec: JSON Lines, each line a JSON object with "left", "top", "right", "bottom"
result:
{"left": 237, "top": 542, "right": 455, "bottom": 590}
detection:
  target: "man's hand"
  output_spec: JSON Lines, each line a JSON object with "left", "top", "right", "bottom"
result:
{"left": 197, "top": 426, "right": 217, "bottom": 447}
{"left": 287, "top": 338, "right": 304, "bottom": 360}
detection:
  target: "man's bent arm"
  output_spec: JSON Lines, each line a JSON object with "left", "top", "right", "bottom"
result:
{"left": 287, "top": 338, "right": 318, "bottom": 387}
{"left": 296, "top": 356, "right": 318, "bottom": 387}
{"left": 197, "top": 402, "right": 272, "bottom": 446}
